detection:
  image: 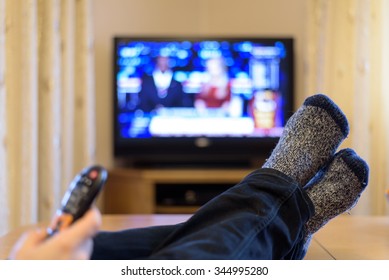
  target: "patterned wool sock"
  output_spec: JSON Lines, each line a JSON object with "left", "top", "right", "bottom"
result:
{"left": 263, "top": 94, "right": 349, "bottom": 186}
{"left": 303, "top": 148, "right": 369, "bottom": 249}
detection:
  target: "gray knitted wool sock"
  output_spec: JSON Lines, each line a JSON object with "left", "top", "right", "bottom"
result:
{"left": 263, "top": 94, "right": 349, "bottom": 186}
{"left": 303, "top": 148, "right": 369, "bottom": 246}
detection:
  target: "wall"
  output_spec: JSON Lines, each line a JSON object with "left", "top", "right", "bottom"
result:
{"left": 304, "top": 0, "right": 389, "bottom": 215}
{"left": 93, "top": 0, "right": 307, "bottom": 168}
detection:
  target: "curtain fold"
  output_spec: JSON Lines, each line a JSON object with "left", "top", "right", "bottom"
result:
{"left": 0, "top": 0, "right": 95, "bottom": 235}
{"left": 304, "top": 0, "right": 389, "bottom": 215}
{"left": 19, "top": 0, "right": 39, "bottom": 227}
{"left": 0, "top": 0, "right": 10, "bottom": 235}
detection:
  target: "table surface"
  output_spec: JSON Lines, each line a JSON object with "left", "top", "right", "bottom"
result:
{"left": 1, "top": 214, "right": 388, "bottom": 260}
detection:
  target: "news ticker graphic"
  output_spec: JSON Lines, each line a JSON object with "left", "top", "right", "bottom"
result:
{"left": 0, "top": 260, "right": 387, "bottom": 280}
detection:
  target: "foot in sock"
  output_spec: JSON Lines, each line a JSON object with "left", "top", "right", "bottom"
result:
{"left": 263, "top": 94, "right": 349, "bottom": 186}
{"left": 303, "top": 148, "right": 369, "bottom": 245}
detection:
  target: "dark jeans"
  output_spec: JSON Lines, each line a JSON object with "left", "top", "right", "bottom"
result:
{"left": 91, "top": 168, "right": 314, "bottom": 260}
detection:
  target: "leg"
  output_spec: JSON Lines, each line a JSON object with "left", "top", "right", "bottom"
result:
{"left": 149, "top": 94, "right": 365, "bottom": 259}
{"left": 91, "top": 168, "right": 313, "bottom": 260}
{"left": 149, "top": 169, "right": 314, "bottom": 259}
{"left": 91, "top": 170, "right": 314, "bottom": 260}
{"left": 91, "top": 94, "right": 368, "bottom": 260}
{"left": 147, "top": 150, "right": 368, "bottom": 260}
{"left": 91, "top": 224, "right": 181, "bottom": 260}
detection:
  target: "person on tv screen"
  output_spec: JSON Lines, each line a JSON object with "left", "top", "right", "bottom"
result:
{"left": 195, "top": 56, "right": 231, "bottom": 114}
{"left": 138, "top": 55, "right": 187, "bottom": 112}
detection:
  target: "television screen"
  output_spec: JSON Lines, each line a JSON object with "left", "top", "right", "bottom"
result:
{"left": 113, "top": 37, "right": 294, "bottom": 166}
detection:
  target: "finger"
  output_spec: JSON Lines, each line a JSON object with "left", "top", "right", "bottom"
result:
{"left": 57, "top": 207, "right": 101, "bottom": 247}
{"left": 8, "top": 228, "right": 47, "bottom": 259}
{"left": 17, "top": 228, "right": 47, "bottom": 248}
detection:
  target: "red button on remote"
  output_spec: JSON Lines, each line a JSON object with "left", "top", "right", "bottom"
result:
{"left": 89, "top": 170, "right": 98, "bottom": 180}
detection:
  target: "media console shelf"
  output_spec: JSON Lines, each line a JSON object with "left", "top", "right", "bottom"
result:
{"left": 103, "top": 168, "right": 255, "bottom": 214}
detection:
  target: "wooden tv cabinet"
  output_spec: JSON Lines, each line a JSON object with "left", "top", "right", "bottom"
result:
{"left": 103, "top": 168, "right": 255, "bottom": 214}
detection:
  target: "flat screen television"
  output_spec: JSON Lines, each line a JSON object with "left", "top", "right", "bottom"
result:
{"left": 113, "top": 36, "right": 294, "bottom": 167}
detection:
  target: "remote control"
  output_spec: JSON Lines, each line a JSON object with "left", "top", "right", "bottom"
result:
{"left": 47, "top": 165, "right": 108, "bottom": 236}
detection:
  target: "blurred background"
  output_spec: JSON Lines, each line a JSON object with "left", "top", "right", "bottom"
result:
{"left": 0, "top": 0, "right": 388, "bottom": 235}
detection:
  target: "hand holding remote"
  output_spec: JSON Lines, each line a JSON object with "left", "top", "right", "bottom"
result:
{"left": 47, "top": 165, "right": 108, "bottom": 236}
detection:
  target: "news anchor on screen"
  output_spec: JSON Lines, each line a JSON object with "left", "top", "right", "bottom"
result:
{"left": 138, "top": 55, "right": 188, "bottom": 112}
{"left": 194, "top": 56, "right": 231, "bottom": 114}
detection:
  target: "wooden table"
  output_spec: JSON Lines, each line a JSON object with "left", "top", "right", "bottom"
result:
{"left": 1, "top": 214, "right": 388, "bottom": 260}
{"left": 308, "top": 215, "right": 389, "bottom": 259}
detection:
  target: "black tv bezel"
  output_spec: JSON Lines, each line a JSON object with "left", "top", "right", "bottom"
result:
{"left": 112, "top": 36, "right": 294, "bottom": 167}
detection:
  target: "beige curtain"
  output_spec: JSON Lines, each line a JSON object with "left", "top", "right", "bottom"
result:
{"left": 304, "top": 0, "right": 389, "bottom": 215}
{"left": 0, "top": 0, "right": 95, "bottom": 236}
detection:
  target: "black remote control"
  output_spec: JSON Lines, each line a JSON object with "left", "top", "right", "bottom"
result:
{"left": 47, "top": 165, "right": 108, "bottom": 236}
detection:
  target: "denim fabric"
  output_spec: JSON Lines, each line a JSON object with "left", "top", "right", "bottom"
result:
{"left": 91, "top": 224, "right": 180, "bottom": 260}
{"left": 91, "top": 168, "right": 314, "bottom": 260}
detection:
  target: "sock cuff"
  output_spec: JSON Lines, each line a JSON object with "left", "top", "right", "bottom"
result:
{"left": 304, "top": 94, "right": 350, "bottom": 138}
{"left": 337, "top": 148, "right": 369, "bottom": 187}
